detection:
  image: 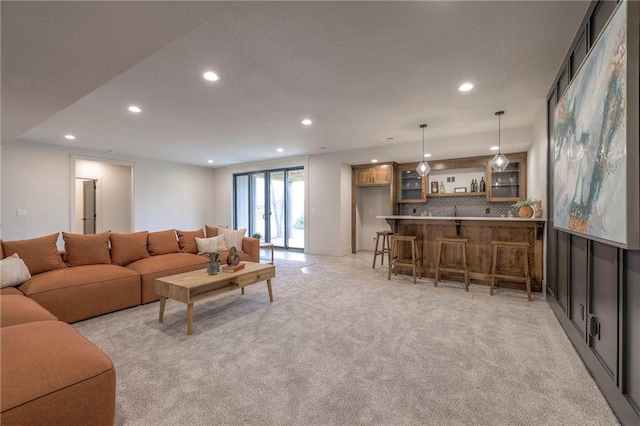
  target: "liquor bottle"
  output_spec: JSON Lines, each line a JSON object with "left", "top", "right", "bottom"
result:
{"left": 439, "top": 182, "right": 445, "bottom": 193}
{"left": 479, "top": 177, "right": 486, "bottom": 192}
{"left": 472, "top": 179, "right": 477, "bottom": 192}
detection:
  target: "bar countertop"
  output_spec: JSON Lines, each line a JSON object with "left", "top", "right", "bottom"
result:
{"left": 376, "top": 215, "right": 547, "bottom": 222}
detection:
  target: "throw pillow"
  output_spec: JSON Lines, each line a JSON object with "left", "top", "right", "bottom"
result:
{"left": 0, "top": 254, "right": 32, "bottom": 288}
{"left": 110, "top": 231, "right": 150, "bottom": 266}
{"left": 62, "top": 231, "right": 111, "bottom": 266}
{"left": 205, "top": 225, "right": 219, "bottom": 238}
{"left": 147, "top": 230, "right": 180, "bottom": 256}
{"left": 218, "top": 227, "right": 246, "bottom": 252}
{"left": 1, "top": 233, "right": 67, "bottom": 275}
{"left": 195, "top": 236, "right": 228, "bottom": 254}
{"left": 176, "top": 229, "right": 205, "bottom": 254}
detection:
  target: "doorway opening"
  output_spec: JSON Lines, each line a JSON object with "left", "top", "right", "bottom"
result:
{"left": 75, "top": 178, "right": 97, "bottom": 234}
{"left": 71, "top": 157, "right": 134, "bottom": 234}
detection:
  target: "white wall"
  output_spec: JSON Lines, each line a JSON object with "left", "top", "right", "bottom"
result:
{"left": 1, "top": 140, "right": 216, "bottom": 243}
{"left": 528, "top": 106, "right": 548, "bottom": 210}
{"left": 357, "top": 186, "right": 391, "bottom": 251}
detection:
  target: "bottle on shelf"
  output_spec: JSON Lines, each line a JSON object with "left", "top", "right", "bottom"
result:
{"left": 439, "top": 182, "right": 445, "bottom": 193}
{"left": 479, "top": 177, "right": 486, "bottom": 192}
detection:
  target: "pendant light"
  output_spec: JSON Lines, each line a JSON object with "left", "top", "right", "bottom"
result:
{"left": 489, "top": 111, "right": 509, "bottom": 172}
{"left": 416, "top": 123, "right": 431, "bottom": 177}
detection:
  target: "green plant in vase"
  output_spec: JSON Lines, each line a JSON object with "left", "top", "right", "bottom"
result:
{"left": 512, "top": 199, "right": 538, "bottom": 218}
{"left": 207, "top": 251, "right": 221, "bottom": 275}
{"left": 251, "top": 232, "right": 262, "bottom": 241}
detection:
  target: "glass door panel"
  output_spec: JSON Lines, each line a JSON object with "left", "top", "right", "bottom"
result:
{"left": 234, "top": 175, "right": 249, "bottom": 231}
{"left": 287, "top": 169, "right": 305, "bottom": 249}
{"left": 251, "top": 173, "right": 266, "bottom": 238}
{"left": 268, "top": 171, "right": 285, "bottom": 245}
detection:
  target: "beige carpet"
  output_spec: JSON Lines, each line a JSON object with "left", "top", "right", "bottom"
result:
{"left": 73, "top": 253, "right": 618, "bottom": 425}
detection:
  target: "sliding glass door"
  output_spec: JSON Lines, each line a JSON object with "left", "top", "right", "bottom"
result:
{"left": 234, "top": 167, "right": 304, "bottom": 250}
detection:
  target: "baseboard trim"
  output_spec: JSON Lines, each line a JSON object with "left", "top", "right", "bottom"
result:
{"left": 547, "top": 294, "right": 640, "bottom": 425}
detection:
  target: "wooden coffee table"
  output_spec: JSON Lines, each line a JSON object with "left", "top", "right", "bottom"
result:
{"left": 154, "top": 262, "right": 275, "bottom": 335}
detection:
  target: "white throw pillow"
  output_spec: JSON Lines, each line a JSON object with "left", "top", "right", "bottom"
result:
{"left": 218, "top": 227, "right": 246, "bottom": 252}
{"left": 0, "top": 253, "right": 32, "bottom": 288}
{"left": 195, "top": 236, "right": 228, "bottom": 254}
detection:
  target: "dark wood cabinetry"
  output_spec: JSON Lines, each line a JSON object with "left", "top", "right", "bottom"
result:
{"left": 354, "top": 164, "right": 393, "bottom": 186}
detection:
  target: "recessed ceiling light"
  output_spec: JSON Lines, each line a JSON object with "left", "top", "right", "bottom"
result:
{"left": 64, "top": 134, "right": 76, "bottom": 140}
{"left": 203, "top": 71, "right": 219, "bottom": 82}
{"left": 423, "top": 153, "right": 432, "bottom": 158}
{"left": 459, "top": 82, "right": 474, "bottom": 92}
{"left": 276, "top": 148, "right": 284, "bottom": 153}
{"left": 490, "top": 146, "right": 499, "bottom": 151}
{"left": 301, "top": 118, "right": 312, "bottom": 126}
{"left": 371, "top": 159, "right": 378, "bottom": 163}
{"left": 207, "top": 160, "right": 214, "bottom": 164}
{"left": 128, "top": 105, "right": 142, "bottom": 113}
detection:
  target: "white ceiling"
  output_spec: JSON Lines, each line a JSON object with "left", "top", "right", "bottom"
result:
{"left": 2, "top": 1, "right": 589, "bottom": 167}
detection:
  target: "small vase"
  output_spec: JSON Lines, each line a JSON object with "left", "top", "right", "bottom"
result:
{"left": 519, "top": 206, "right": 534, "bottom": 218}
{"left": 207, "top": 261, "right": 221, "bottom": 275}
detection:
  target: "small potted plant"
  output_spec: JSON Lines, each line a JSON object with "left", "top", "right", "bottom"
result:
{"left": 512, "top": 199, "right": 538, "bottom": 218}
{"left": 251, "top": 232, "right": 262, "bottom": 241}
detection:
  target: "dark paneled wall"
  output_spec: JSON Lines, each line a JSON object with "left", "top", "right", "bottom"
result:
{"left": 546, "top": 1, "right": 640, "bottom": 423}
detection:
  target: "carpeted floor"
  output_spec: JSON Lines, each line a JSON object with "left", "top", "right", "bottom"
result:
{"left": 73, "top": 253, "right": 619, "bottom": 425}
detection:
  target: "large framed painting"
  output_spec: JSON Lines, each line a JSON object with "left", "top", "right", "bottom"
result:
{"left": 553, "top": 0, "right": 640, "bottom": 249}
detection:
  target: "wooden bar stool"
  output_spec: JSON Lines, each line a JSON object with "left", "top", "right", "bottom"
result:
{"left": 434, "top": 237, "right": 470, "bottom": 291}
{"left": 372, "top": 230, "right": 392, "bottom": 269}
{"left": 490, "top": 240, "right": 532, "bottom": 301}
{"left": 388, "top": 235, "right": 422, "bottom": 284}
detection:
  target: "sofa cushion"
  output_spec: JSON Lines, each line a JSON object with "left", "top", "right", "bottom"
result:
{"left": 0, "top": 321, "right": 116, "bottom": 425}
{"left": 0, "top": 254, "right": 31, "bottom": 288}
{"left": 1, "top": 233, "right": 66, "bottom": 275}
{"left": 62, "top": 231, "right": 111, "bottom": 266}
{"left": 18, "top": 265, "right": 141, "bottom": 323}
{"left": 176, "top": 229, "right": 204, "bottom": 254}
{"left": 126, "top": 253, "right": 208, "bottom": 304}
{"left": 110, "top": 231, "right": 150, "bottom": 266}
{"left": 0, "top": 287, "right": 24, "bottom": 296}
{"left": 147, "top": 230, "right": 180, "bottom": 256}
{"left": 0, "top": 295, "right": 57, "bottom": 328}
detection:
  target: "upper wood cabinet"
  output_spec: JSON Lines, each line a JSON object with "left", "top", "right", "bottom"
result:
{"left": 353, "top": 163, "right": 394, "bottom": 186}
{"left": 485, "top": 152, "right": 527, "bottom": 202}
{"left": 397, "top": 163, "right": 426, "bottom": 202}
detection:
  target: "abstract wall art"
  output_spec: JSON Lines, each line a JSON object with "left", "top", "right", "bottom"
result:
{"left": 553, "top": 1, "right": 630, "bottom": 246}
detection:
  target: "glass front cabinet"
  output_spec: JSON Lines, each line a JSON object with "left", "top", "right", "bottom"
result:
{"left": 485, "top": 152, "right": 527, "bottom": 201}
{"left": 397, "top": 163, "right": 426, "bottom": 202}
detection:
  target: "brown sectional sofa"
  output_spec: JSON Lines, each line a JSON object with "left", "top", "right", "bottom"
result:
{"left": 1, "top": 296, "right": 116, "bottom": 426}
{"left": 0, "top": 227, "right": 260, "bottom": 425}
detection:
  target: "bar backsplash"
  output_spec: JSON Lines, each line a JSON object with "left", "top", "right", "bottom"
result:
{"left": 399, "top": 196, "right": 515, "bottom": 217}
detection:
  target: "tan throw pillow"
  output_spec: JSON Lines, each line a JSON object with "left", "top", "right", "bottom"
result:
{"left": 218, "top": 227, "right": 246, "bottom": 252}
{"left": 195, "top": 236, "right": 228, "bottom": 254}
{"left": 205, "top": 225, "right": 219, "bottom": 238}
{"left": 110, "top": 231, "right": 150, "bottom": 266}
{"left": 62, "top": 231, "right": 111, "bottom": 266}
{"left": 147, "top": 230, "right": 180, "bottom": 256}
{"left": 1, "top": 233, "right": 66, "bottom": 275}
{"left": 0, "top": 254, "right": 32, "bottom": 288}
{"left": 176, "top": 229, "right": 204, "bottom": 254}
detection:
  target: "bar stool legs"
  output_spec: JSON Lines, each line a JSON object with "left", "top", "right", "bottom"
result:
{"left": 388, "top": 235, "right": 422, "bottom": 284}
{"left": 490, "top": 240, "right": 532, "bottom": 301}
{"left": 434, "top": 237, "right": 470, "bottom": 291}
{"left": 372, "top": 231, "right": 392, "bottom": 269}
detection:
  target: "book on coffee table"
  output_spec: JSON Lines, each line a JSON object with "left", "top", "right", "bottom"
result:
{"left": 221, "top": 263, "right": 246, "bottom": 272}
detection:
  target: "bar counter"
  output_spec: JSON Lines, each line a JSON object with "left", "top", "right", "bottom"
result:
{"left": 377, "top": 215, "right": 546, "bottom": 292}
